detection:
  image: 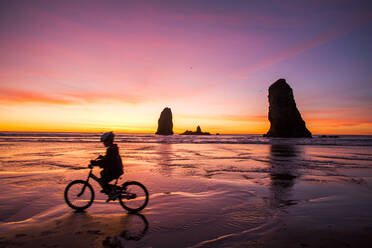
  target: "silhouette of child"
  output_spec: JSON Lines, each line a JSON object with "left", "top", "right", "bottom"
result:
{"left": 90, "top": 132, "right": 123, "bottom": 195}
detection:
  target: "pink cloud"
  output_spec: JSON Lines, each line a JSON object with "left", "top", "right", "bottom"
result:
{"left": 0, "top": 88, "right": 73, "bottom": 105}
{"left": 0, "top": 87, "right": 144, "bottom": 105}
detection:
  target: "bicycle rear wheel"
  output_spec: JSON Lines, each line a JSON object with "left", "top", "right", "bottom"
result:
{"left": 64, "top": 180, "right": 95, "bottom": 211}
{"left": 119, "top": 181, "right": 149, "bottom": 212}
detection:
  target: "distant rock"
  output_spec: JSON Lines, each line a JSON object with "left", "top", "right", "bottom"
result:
{"left": 155, "top": 107, "right": 173, "bottom": 135}
{"left": 196, "top": 125, "right": 202, "bottom": 133}
{"left": 320, "top": 135, "right": 339, "bottom": 138}
{"left": 181, "top": 125, "right": 210, "bottom": 135}
{"left": 264, "top": 79, "right": 312, "bottom": 138}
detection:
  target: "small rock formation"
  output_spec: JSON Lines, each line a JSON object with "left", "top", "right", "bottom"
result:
{"left": 181, "top": 125, "right": 210, "bottom": 135}
{"left": 264, "top": 79, "right": 312, "bottom": 138}
{"left": 320, "top": 135, "right": 339, "bottom": 138}
{"left": 196, "top": 125, "right": 202, "bottom": 133}
{"left": 155, "top": 107, "right": 173, "bottom": 135}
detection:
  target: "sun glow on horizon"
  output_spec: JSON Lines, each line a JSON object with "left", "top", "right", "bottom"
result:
{"left": 0, "top": 101, "right": 370, "bottom": 135}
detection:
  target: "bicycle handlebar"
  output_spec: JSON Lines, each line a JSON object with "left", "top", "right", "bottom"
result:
{"left": 88, "top": 162, "right": 94, "bottom": 169}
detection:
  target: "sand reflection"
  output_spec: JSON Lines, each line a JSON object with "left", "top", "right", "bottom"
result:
{"left": 103, "top": 213, "right": 149, "bottom": 247}
{"left": 269, "top": 144, "right": 302, "bottom": 209}
{"left": 156, "top": 143, "right": 173, "bottom": 176}
{"left": 0, "top": 210, "right": 150, "bottom": 247}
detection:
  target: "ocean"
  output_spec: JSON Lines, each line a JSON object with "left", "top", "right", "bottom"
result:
{"left": 0, "top": 132, "right": 372, "bottom": 247}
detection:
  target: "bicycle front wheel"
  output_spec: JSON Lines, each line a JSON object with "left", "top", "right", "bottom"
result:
{"left": 119, "top": 181, "right": 149, "bottom": 212}
{"left": 64, "top": 180, "right": 95, "bottom": 211}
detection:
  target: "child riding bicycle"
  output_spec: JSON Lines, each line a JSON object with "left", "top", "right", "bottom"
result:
{"left": 90, "top": 132, "right": 123, "bottom": 199}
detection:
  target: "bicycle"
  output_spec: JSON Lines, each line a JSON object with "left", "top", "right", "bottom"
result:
{"left": 64, "top": 164, "right": 149, "bottom": 212}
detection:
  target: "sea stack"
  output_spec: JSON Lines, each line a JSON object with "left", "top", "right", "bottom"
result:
{"left": 155, "top": 107, "right": 174, "bottom": 135}
{"left": 265, "top": 79, "right": 312, "bottom": 138}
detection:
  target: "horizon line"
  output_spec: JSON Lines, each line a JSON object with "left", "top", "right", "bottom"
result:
{"left": 0, "top": 129, "right": 370, "bottom": 136}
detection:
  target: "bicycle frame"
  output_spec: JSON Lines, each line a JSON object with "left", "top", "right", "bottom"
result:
{"left": 78, "top": 168, "right": 104, "bottom": 197}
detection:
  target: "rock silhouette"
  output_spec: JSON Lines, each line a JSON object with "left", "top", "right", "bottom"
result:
{"left": 264, "top": 79, "right": 312, "bottom": 138}
{"left": 155, "top": 107, "right": 173, "bottom": 135}
{"left": 181, "top": 125, "right": 210, "bottom": 135}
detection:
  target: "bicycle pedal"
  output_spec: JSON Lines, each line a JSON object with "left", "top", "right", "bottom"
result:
{"left": 106, "top": 193, "right": 120, "bottom": 202}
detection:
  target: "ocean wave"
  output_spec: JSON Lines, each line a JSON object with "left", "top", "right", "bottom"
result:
{"left": 0, "top": 132, "right": 371, "bottom": 146}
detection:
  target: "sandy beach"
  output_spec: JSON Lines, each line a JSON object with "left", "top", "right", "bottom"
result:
{"left": 1, "top": 133, "right": 372, "bottom": 247}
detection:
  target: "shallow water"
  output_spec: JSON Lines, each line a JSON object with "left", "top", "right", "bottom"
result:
{"left": 0, "top": 133, "right": 372, "bottom": 247}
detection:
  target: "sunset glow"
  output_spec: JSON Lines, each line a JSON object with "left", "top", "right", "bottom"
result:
{"left": 0, "top": 0, "right": 371, "bottom": 134}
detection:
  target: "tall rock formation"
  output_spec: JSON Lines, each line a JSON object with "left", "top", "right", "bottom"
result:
{"left": 155, "top": 107, "right": 173, "bottom": 135}
{"left": 265, "top": 79, "right": 312, "bottom": 138}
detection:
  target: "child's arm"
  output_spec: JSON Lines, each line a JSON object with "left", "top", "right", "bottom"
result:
{"left": 90, "top": 155, "right": 105, "bottom": 168}
{"left": 90, "top": 146, "right": 116, "bottom": 168}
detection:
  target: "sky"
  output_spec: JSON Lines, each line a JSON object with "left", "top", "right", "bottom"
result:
{"left": 0, "top": 0, "right": 371, "bottom": 134}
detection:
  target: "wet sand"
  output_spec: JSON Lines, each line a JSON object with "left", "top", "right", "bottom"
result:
{"left": 1, "top": 138, "right": 372, "bottom": 247}
{"left": 1, "top": 171, "right": 372, "bottom": 248}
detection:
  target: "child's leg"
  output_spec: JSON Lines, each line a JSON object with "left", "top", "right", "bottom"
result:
{"left": 99, "top": 171, "right": 112, "bottom": 193}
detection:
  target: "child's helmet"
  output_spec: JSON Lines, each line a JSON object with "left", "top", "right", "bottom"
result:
{"left": 101, "top": 132, "right": 114, "bottom": 142}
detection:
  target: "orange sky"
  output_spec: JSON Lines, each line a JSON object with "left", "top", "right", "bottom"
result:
{"left": 0, "top": 1, "right": 371, "bottom": 135}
